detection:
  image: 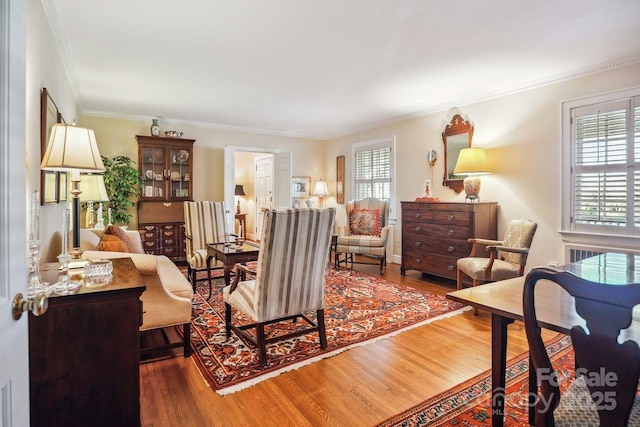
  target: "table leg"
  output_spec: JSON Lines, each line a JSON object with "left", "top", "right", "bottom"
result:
{"left": 206, "top": 254, "right": 213, "bottom": 300}
{"left": 491, "top": 313, "right": 514, "bottom": 427}
{"left": 223, "top": 264, "right": 233, "bottom": 287}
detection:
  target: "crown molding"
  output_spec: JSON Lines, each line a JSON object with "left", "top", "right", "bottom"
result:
{"left": 41, "top": 0, "right": 83, "bottom": 109}
{"left": 331, "top": 53, "right": 640, "bottom": 139}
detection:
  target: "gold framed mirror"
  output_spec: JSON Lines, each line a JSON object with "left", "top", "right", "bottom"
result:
{"left": 442, "top": 114, "right": 473, "bottom": 193}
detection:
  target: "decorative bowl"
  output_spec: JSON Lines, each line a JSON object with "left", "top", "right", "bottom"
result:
{"left": 164, "top": 130, "right": 183, "bottom": 138}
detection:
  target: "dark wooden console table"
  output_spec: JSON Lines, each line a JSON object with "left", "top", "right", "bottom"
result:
{"left": 30, "top": 257, "right": 146, "bottom": 427}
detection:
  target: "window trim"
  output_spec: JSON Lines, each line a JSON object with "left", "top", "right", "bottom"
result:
{"left": 351, "top": 136, "right": 397, "bottom": 223}
{"left": 561, "top": 86, "right": 640, "bottom": 248}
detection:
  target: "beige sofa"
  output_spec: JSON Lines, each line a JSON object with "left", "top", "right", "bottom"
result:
{"left": 80, "top": 228, "right": 193, "bottom": 357}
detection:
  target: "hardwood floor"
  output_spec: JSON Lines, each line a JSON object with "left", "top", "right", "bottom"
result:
{"left": 139, "top": 261, "right": 551, "bottom": 426}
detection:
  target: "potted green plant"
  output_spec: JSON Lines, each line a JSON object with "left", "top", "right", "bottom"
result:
{"left": 101, "top": 155, "right": 141, "bottom": 225}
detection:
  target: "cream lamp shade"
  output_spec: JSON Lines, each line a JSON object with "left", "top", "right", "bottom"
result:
{"left": 79, "top": 174, "right": 109, "bottom": 202}
{"left": 312, "top": 179, "right": 330, "bottom": 208}
{"left": 453, "top": 147, "right": 490, "bottom": 202}
{"left": 40, "top": 124, "right": 106, "bottom": 173}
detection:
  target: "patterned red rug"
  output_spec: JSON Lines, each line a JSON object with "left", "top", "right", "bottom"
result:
{"left": 178, "top": 265, "right": 470, "bottom": 395}
{"left": 377, "top": 334, "right": 573, "bottom": 426}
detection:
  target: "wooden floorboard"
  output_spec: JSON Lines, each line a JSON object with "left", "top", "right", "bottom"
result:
{"left": 139, "top": 261, "right": 552, "bottom": 426}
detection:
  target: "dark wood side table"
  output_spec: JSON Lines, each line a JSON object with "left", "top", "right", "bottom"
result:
{"left": 206, "top": 241, "right": 260, "bottom": 299}
{"left": 30, "top": 258, "right": 146, "bottom": 427}
{"left": 235, "top": 213, "right": 247, "bottom": 239}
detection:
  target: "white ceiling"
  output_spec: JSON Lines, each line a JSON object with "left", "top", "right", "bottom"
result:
{"left": 46, "top": 0, "right": 640, "bottom": 139}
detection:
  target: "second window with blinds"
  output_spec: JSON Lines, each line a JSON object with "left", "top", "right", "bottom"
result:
{"left": 352, "top": 137, "right": 395, "bottom": 211}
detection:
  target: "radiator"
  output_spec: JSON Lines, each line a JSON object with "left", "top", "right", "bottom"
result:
{"left": 564, "top": 244, "right": 639, "bottom": 264}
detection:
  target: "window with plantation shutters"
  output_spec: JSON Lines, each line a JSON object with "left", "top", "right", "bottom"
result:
{"left": 353, "top": 141, "right": 392, "bottom": 201}
{"left": 567, "top": 93, "right": 640, "bottom": 236}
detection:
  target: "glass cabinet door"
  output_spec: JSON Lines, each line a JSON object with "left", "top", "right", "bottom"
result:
{"left": 169, "top": 148, "right": 191, "bottom": 199}
{"left": 141, "top": 147, "right": 166, "bottom": 199}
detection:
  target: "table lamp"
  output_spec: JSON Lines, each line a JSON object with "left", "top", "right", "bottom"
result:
{"left": 79, "top": 173, "right": 109, "bottom": 229}
{"left": 453, "top": 147, "right": 490, "bottom": 202}
{"left": 41, "top": 124, "right": 106, "bottom": 257}
{"left": 234, "top": 184, "right": 246, "bottom": 214}
{"left": 312, "top": 179, "right": 330, "bottom": 208}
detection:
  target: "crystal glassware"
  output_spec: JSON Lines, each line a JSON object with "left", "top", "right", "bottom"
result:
{"left": 83, "top": 260, "right": 113, "bottom": 287}
{"left": 26, "top": 239, "right": 50, "bottom": 298}
{"left": 52, "top": 252, "right": 81, "bottom": 295}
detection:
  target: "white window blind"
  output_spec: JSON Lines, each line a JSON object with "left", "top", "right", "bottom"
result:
{"left": 354, "top": 143, "right": 391, "bottom": 201}
{"left": 569, "top": 96, "right": 640, "bottom": 235}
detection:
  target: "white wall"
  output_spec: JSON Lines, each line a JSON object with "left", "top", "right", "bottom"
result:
{"left": 325, "top": 62, "right": 640, "bottom": 271}
{"left": 26, "top": 0, "right": 80, "bottom": 262}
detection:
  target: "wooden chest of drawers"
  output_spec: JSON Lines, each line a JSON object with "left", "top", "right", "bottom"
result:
{"left": 401, "top": 201, "right": 497, "bottom": 280}
{"left": 138, "top": 201, "right": 187, "bottom": 261}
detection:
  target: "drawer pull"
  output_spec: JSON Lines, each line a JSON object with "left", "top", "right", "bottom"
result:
{"left": 414, "top": 241, "right": 421, "bottom": 247}
{"left": 163, "top": 203, "right": 172, "bottom": 207}
{"left": 414, "top": 213, "right": 421, "bottom": 218}
{"left": 414, "top": 259, "right": 421, "bottom": 264}
{"left": 447, "top": 265, "right": 455, "bottom": 271}
{"left": 447, "top": 229, "right": 455, "bottom": 236}
{"left": 448, "top": 214, "right": 454, "bottom": 221}
{"left": 414, "top": 226, "right": 421, "bottom": 232}
{"left": 447, "top": 246, "right": 454, "bottom": 252}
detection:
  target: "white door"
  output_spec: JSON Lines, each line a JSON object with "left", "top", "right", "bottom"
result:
{"left": 254, "top": 155, "right": 273, "bottom": 241}
{"left": 1, "top": 0, "right": 31, "bottom": 424}
{"left": 273, "top": 152, "right": 292, "bottom": 209}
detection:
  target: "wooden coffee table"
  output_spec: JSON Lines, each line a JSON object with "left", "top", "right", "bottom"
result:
{"left": 205, "top": 241, "right": 260, "bottom": 299}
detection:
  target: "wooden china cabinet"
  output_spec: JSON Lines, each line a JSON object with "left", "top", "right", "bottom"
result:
{"left": 136, "top": 135, "right": 195, "bottom": 261}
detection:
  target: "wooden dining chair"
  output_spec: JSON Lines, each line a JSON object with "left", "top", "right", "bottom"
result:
{"left": 523, "top": 266, "right": 640, "bottom": 426}
{"left": 224, "top": 207, "right": 336, "bottom": 366}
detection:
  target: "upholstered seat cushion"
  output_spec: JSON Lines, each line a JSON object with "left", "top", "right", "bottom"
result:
{"left": 337, "top": 234, "right": 385, "bottom": 248}
{"left": 185, "top": 248, "right": 223, "bottom": 270}
{"left": 457, "top": 257, "right": 521, "bottom": 281}
{"left": 553, "top": 376, "right": 640, "bottom": 426}
{"left": 223, "top": 280, "right": 258, "bottom": 320}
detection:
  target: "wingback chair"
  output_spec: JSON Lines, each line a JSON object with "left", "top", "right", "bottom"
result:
{"left": 456, "top": 218, "right": 537, "bottom": 290}
{"left": 183, "top": 201, "right": 229, "bottom": 289}
{"left": 224, "top": 207, "right": 336, "bottom": 366}
{"left": 523, "top": 266, "right": 640, "bottom": 426}
{"left": 335, "top": 198, "right": 389, "bottom": 274}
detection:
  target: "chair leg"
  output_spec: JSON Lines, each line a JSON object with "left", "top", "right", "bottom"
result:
{"left": 224, "top": 303, "right": 232, "bottom": 338}
{"left": 379, "top": 257, "right": 384, "bottom": 275}
{"left": 335, "top": 252, "right": 340, "bottom": 269}
{"left": 456, "top": 268, "right": 463, "bottom": 290}
{"left": 183, "top": 323, "right": 192, "bottom": 357}
{"left": 317, "top": 309, "right": 327, "bottom": 349}
{"left": 256, "top": 323, "right": 267, "bottom": 366}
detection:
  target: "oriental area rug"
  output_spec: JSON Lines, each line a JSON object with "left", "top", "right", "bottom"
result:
{"left": 377, "top": 334, "right": 573, "bottom": 426}
{"left": 178, "top": 265, "right": 470, "bottom": 395}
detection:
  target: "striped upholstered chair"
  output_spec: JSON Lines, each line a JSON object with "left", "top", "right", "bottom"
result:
{"left": 335, "top": 198, "right": 389, "bottom": 275}
{"left": 183, "top": 201, "right": 229, "bottom": 290}
{"left": 224, "top": 207, "right": 336, "bottom": 365}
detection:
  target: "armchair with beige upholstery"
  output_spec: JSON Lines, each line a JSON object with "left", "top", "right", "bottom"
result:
{"left": 335, "top": 198, "right": 389, "bottom": 275}
{"left": 183, "top": 201, "right": 229, "bottom": 289}
{"left": 224, "top": 207, "right": 335, "bottom": 366}
{"left": 456, "top": 218, "right": 537, "bottom": 290}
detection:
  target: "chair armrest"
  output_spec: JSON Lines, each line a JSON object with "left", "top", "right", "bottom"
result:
{"left": 469, "top": 238, "right": 503, "bottom": 246}
{"left": 229, "top": 264, "right": 253, "bottom": 293}
{"left": 466, "top": 238, "right": 502, "bottom": 257}
{"left": 380, "top": 225, "right": 390, "bottom": 243}
{"left": 493, "top": 246, "right": 530, "bottom": 255}
{"left": 336, "top": 225, "right": 350, "bottom": 236}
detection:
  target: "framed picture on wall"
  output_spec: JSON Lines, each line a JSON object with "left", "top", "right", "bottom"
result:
{"left": 40, "top": 87, "right": 65, "bottom": 204}
{"left": 336, "top": 155, "right": 345, "bottom": 204}
{"left": 292, "top": 176, "right": 310, "bottom": 198}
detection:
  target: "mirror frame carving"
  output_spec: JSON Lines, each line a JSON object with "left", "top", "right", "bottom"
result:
{"left": 442, "top": 114, "right": 473, "bottom": 193}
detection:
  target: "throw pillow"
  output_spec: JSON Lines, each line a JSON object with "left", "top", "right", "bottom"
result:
{"left": 97, "top": 234, "right": 130, "bottom": 252}
{"left": 105, "top": 225, "right": 133, "bottom": 252}
{"left": 349, "top": 208, "right": 382, "bottom": 236}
